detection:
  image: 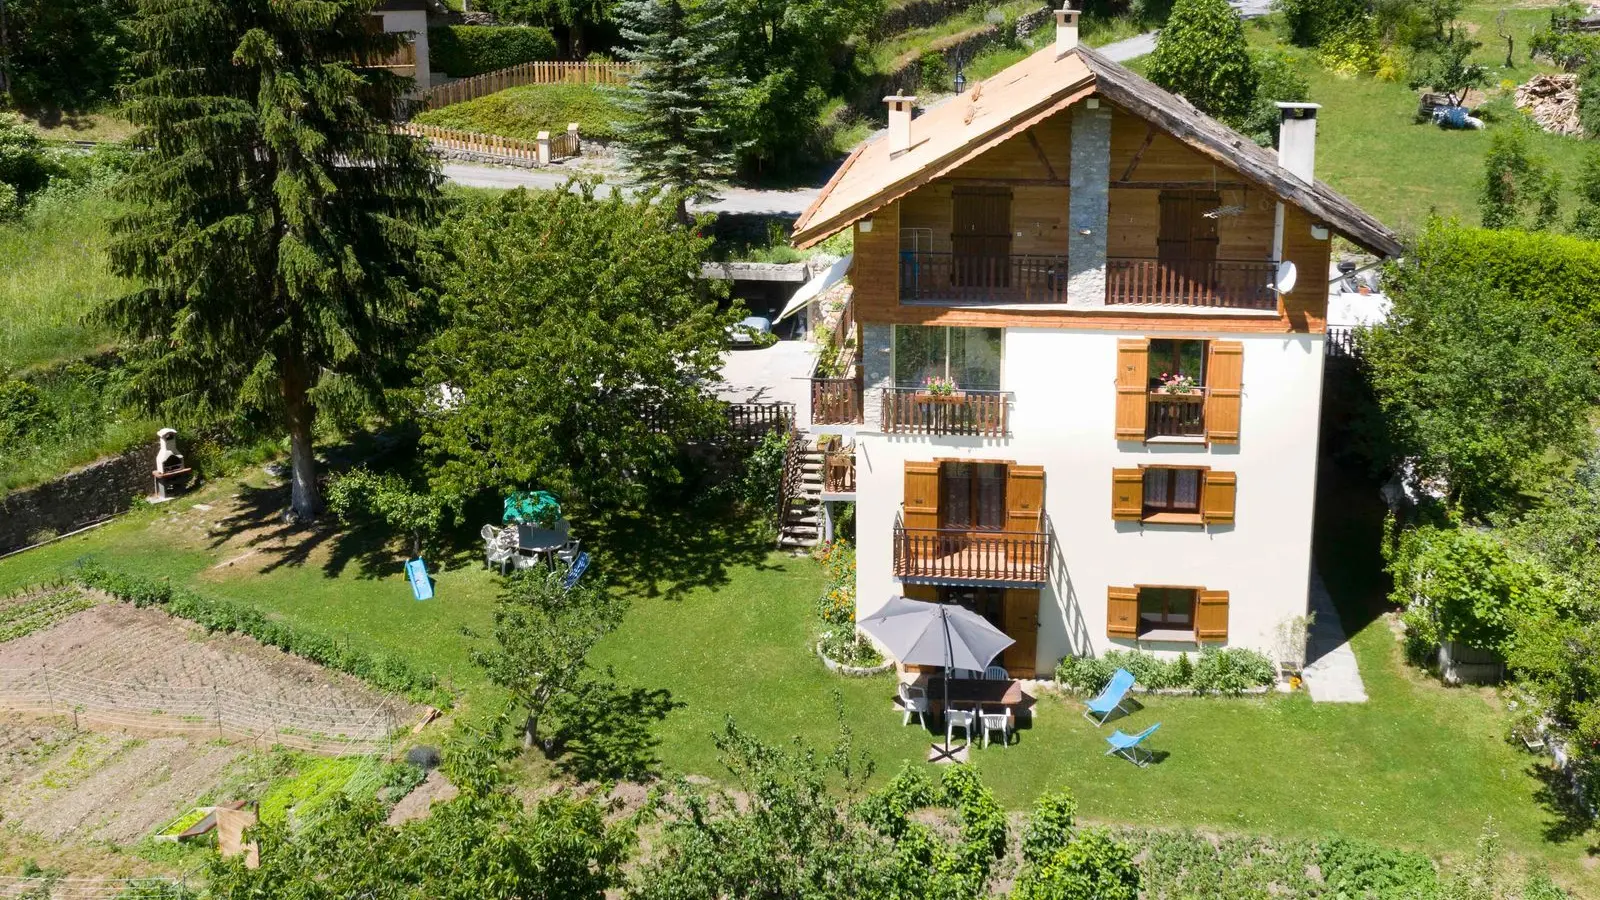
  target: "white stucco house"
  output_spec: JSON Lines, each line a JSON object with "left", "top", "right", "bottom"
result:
{"left": 373, "top": 0, "right": 437, "bottom": 94}
{"left": 787, "top": 6, "right": 1402, "bottom": 677}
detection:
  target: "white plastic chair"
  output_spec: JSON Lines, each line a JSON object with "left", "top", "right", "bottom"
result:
{"left": 951, "top": 668, "right": 979, "bottom": 680}
{"left": 946, "top": 706, "right": 976, "bottom": 746}
{"left": 557, "top": 538, "right": 582, "bottom": 567}
{"left": 980, "top": 706, "right": 1013, "bottom": 748}
{"left": 984, "top": 666, "right": 1010, "bottom": 681}
{"left": 480, "top": 524, "right": 498, "bottom": 542}
{"left": 486, "top": 538, "right": 515, "bottom": 575}
{"left": 898, "top": 682, "right": 930, "bottom": 727}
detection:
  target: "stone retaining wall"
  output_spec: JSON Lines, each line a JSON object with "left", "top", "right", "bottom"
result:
{"left": 0, "top": 442, "right": 155, "bottom": 554}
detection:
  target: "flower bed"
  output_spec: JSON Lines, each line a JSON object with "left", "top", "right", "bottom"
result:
{"left": 813, "top": 540, "right": 884, "bottom": 672}
{"left": 1055, "top": 647, "right": 1277, "bottom": 697}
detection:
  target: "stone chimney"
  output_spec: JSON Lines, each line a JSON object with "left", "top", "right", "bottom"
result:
{"left": 1056, "top": 5, "right": 1080, "bottom": 55}
{"left": 885, "top": 95, "right": 917, "bottom": 156}
{"left": 1276, "top": 102, "right": 1320, "bottom": 184}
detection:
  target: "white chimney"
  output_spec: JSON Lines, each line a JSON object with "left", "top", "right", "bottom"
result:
{"left": 885, "top": 95, "right": 917, "bottom": 156}
{"left": 1276, "top": 102, "right": 1320, "bottom": 184}
{"left": 1056, "top": 5, "right": 1080, "bottom": 54}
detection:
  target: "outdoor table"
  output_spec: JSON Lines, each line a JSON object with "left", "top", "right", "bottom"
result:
{"left": 516, "top": 525, "right": 565, "bottom": 566}
{"left": 922, "top": 676, "right": 1026, "bottom": 719}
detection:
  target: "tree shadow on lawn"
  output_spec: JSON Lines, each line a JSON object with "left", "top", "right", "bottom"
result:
{"left": 589, "top": 501, "right": 781, "bottom": 601}
{"left": 1530, "top": 761, "right": 1600, "bottom": 848}
{"left": 551, "top": 672, "right": 683, "bottom": 783}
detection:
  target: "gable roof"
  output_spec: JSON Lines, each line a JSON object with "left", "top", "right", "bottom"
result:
{"left": 791, "top": 44, "right": 1403, "bottom": 258}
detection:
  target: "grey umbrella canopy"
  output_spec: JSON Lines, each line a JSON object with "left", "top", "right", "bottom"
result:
{"left": 858, "top": 595, "right": 1014, "bottom": 673}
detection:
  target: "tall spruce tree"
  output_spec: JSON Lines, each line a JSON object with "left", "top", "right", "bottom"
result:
{"left": 105, "top": 0, "right": 441, "bottom": 520}
{"left": 615, "top": 0, "right": 735, "bottom": 224}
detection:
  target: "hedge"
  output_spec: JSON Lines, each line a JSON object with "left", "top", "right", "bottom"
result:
{"left": 429, "top": 26, "right": 558, "bottom": 77}
{"left": 72, "top": 565, "right": 450, "bottom": 708}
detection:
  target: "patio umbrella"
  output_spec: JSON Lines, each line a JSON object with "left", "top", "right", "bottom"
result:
{"left": 503, "top": 490, "right": 561, "bottom": 526}
{"left": 857, "top": 595, "right": 1014, "bottom": 756}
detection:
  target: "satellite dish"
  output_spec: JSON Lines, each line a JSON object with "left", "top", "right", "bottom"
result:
{"left": 1274, "top": 260, "right": 1298, "bottom": 294}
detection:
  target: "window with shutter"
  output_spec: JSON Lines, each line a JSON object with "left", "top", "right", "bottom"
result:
{"left": 1005, "top": 465, "right": 1045, "bottom": 533}
{"left": 1111, "top": 469, "right": 1143, "bottom": 521}
{"left": 1107, "top": 586, "right": 1139, "bottom": 638}
{"left": 1201, "top": 471, "right": 1236, "bottom": 524}
{"left": 1196, "top": 590, "right": 1230, "bottom": 642}
{"left": 1115, "top": 339, "right": 1149, "bottom": 441}
{"left": 1205, "top": 341, "right": 1243, "bottom": 444}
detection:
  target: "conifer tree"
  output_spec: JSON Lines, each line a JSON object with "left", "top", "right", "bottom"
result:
{"left": 105, "top": 0, "right": 441, "bottom": 521}
{"left": 615, "top": 0, "right": 736, "bottom": 224}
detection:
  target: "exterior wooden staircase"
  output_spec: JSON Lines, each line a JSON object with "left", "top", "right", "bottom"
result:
{"left": 777, "top": 434, "right": 825, "bottom": 550}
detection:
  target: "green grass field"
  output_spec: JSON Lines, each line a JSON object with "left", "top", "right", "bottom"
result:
{"left": 0, "top": 191, "right": 126, "bottom": 371}
{"left": 412, "top": 83, "right": 630, "bottom": 144}
{"left": 1, "top": 461, "right": 1592, "bottom": 892}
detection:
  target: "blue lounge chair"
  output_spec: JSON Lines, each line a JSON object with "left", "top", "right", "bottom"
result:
{"left": 1082, "top": 668, "right": 1136, "bottom": 725}
{"left": 1105, "top": 723, "right": 1161, "bottom": 767}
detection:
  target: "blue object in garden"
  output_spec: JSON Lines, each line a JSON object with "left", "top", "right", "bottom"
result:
{"left": 1433, "top": 106, "right": 1469, "bottom": 129}
{"left": 502, "top": 490, "right": 561, "bottom": 526}
{"left": 1082, "top": 668, "right": 1136, "bottom": 726}
{"left": 405, "top": 558, "right": 434, "bottom": 601}
{"left": 561, "top": 551, "right": 591, "bottom": 590}
{"left": 1105, "top": 723, "right": 1162, "bottom": 767}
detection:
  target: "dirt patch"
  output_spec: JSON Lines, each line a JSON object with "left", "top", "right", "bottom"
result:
{"left": 386, "top": 768, "right": 459, "bottom": 825}
{"left": 0, "top": 724, "right": 249, "bottom": 845}
{"left": 0, "top": 602, "right": 419, "bottom": 723}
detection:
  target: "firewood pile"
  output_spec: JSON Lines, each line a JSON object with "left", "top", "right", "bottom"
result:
{"left": 1515, "top": 74, "right": 1583, "bottom": 137}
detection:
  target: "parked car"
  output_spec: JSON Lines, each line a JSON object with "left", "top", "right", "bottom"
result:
{"left": 727, "top": 316, "right": 775, "bottom": 348}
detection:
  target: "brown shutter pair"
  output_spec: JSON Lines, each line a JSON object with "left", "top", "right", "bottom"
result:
{"left": 903, "top": 461, "right": 940, "bottom": 530}
{"left": 1109, "top": 469, "right": 1237, "bottom": 523}
{"left": 1005, "top": 465, "right": 1045, "bottom": 532}
{"left": 1105, "top": 587, "right": 1230, "bottom": 642}
{"left": 1113, "top": 339, "right": 1243, "bottom": 444}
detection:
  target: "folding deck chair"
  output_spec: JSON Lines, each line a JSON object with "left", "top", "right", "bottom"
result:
{"left": 1082, "top": 668, "right": 1136, "bottom": 726}
{"left": 1105, "top": 723, "right": 1162, "bottom": 767}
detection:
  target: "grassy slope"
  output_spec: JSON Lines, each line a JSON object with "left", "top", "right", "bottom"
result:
{"left": 0, "top": 192, "right": 125, "bottom": 370}
{"left": 412, "top": 83, "right": 630, "bottom": 143}
{"left": 1, "top": 466, "right": 1591, "bottom": 891}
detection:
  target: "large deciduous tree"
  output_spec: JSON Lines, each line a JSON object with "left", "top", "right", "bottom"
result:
{"left": 104, "top": 0, "right": 440, "bottom": 521}
{"left": 418, "top": 185, "right": 733, "bottom": 510}
{"left": 2, "top": 0, "right": 130, "bottom": 116}
{"left": 615, "top": 0, "right": 738, "bottom": 223}
{"left": 1146, "top": 0, "right": 1257, "bottom": 125}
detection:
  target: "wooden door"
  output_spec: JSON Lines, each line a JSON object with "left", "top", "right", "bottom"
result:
{"left": 952, "top": 188, "right": 1012, "bottom": 288}
{"left": 1002, "top": 588, "right": 1039, "bottom": 677}
{"left": 1157, "top": 191, "right": 1220, "bottom": 298}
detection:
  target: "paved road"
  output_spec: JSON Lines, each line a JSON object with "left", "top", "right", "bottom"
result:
{"left": 442, "top": 163, "right": 820, "bottom": 215}
{"left": 1097, "top": 0, "right": 1275, "bottom": 63}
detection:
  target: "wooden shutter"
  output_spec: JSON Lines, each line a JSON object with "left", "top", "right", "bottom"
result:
{"left": 952, "top": 188, "right": 1013, "bottom": 288}
{"left": 1196, "top": 590, "right": 1229, "bottom": 642}
{"left": 1115, "top": 339, "right": 1149, "bottom": 441}
{"left": 1201, "top": 471, "right": 1236, "bottom": 524}
{"left": 1107, "top": 586, "right": 1139, "bottom": 638}
{"left": 904, "top": 461, "right": 940, "bottom": 530}
{"left": 1005, "top": 465, "right": 1045, "bottom": 532}
{"left": 1111, "top": 469, "right": 1143, "bottom": 521}
{"left": 1205, "top": 341, "right": 1243, "bottom": 444}
{"left": 1002, "top": 588, "right": 1039, "bottom": 677}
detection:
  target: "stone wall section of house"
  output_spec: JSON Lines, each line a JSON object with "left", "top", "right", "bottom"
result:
{"left": 0, "top": 443, "right": 155, "bottom": 554}
{"left": 1067, "top": 103, "right": 1111, "bottom": 308}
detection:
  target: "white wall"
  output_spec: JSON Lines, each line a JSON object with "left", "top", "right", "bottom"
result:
{"left": 377, "top": 9, "right": 430, "bottom": 95}
{"left": 854, "top": 326, "right": 1325, "bottom": 672}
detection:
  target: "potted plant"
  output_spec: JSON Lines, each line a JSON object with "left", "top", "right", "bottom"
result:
{"left": 1154, "top": 372, "right": 1200, "bottom": 395}
{"left": 917, "top": 375, "right": 964, "bottom": 402}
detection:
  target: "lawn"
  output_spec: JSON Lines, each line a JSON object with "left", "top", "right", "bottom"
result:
{"left": 0, "top": 190, "right": 126, "bottom": 371}
{"left": 0, "top": 459, "right": 1592, "bottom": 891}
{"left": 411, "top": 83, "right": 631, "bottom": 143}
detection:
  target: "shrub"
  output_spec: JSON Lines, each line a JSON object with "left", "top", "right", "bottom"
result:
{"left": 1013, "top": 827, "right": 1141, "bottom": 900}
{"left": 411, "top": 82, "right": 629, "bottom": 143}
{"left": 1104, "top": 649, "right": 1182, "bottom": 690}
{"left": 1317, "top": 836, "right": 1440, "bottom": 898}
{"left": 1277, "top": 0, "right": 1368, "bottom": 48}
{"left": 1239, "top": 49, "right": 1311, "bottom": 146}
{"left": 428, "top": 25, "right": 558, "bottom": 77}
{"left": 1316, "top": 16, "right": 1383, "bottom": 77}
{"left": 1146, "top": 0, "right": 1257, "bottom": 123}
{"left": 1055, "top": 654, "right": 1114, "bottom": 693}
{"left": 1020, "top": 789, "right": 1079, "bottom": 866}
{"left": 1191, "top": 646, "right": 1276, "bottom": 695}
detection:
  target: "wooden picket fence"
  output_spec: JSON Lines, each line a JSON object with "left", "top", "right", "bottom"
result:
{"left": 423, "top": 60, "right": 640, "bottom": 110}
{"left": 401, "top": 122, "right": 581, "bottom": 164}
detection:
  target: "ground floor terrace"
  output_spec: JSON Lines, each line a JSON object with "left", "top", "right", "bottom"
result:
{"left": 0, "top": 463, "right": 1591, "bottom": 891}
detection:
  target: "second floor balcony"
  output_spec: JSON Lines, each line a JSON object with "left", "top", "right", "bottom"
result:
{"left": 881, "top": 387, "right": 1011, "bottom": 438}
{"left": 899, "top": 251, "right": 1070, "bottom": 305}
{"left": 1105, "top": 258, "right": 1277, "bottom": 310}
{"left": 811, "top": 375, "right": 863, "bottom": 426}
{"left": 893, "top": 513, "right": 1049, "bottom": 585}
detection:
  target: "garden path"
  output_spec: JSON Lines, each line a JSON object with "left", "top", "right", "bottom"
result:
{"left": 1302, "top": 569, "right": 1368, "bottom": 703}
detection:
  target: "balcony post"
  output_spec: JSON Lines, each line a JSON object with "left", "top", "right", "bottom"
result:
{"left": 1067, "top": 101, "right": 1111, "bottom": 308}
{"left": 861, "top": 323, "right": 893, "bottom": 430}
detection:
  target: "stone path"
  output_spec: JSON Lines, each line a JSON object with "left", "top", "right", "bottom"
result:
{"left": 1302, "top": 570, "right": 1368, "bottom": 703}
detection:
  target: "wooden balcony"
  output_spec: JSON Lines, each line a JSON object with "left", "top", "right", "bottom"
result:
{"left": 823, "top": 443, "right": 856, "bottom": 495}
{"left": 1147, "top": 391, "right": 1205, "bottom": 439}
{"left": 899, "top": 251, "right": 1070, "bottom": 304}
{"left": 881, "top": 388, "right": 1010, "bottom": 438}
{"left": 1105, "top": 259, "right": 1277, "bottom": 310}
{"left": 893, "top": 517, "right": 1049, "bottom": 585}
{"left": 811, "top": 375, "right": 863, "bottom": 426}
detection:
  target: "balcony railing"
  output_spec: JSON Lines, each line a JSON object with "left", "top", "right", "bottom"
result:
{"left": 899, "top": 251, "right": 1070, "bottom": 304}
{"left": 1105, "top": 258, "right": 1277, "bottom": 310}
{"left": 811, "top": 375, "right": 864, "bottom": 426}
{"left": 881, "top": 388, "right": 1011, "bottom": 437}
{"left": 893, "top": 515, "right": 1050, "bottom": 584}
{"left": 823, "top": 444, "right": 856, "bottom": 494}
{"left": 1146, "top": 391, "right": 1205, "bottom": 438}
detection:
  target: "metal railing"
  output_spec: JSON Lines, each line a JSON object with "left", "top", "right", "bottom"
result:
{"left": 811, "top": 375, "right": 864, "bottom": 425}
{"left": 893, "top": 514, "right": 1049, "bottom": 584}
{"left": 1146, "top": 391, "right": 1206, "bottom": 438}
{"left": 881, "top": 387, "right": 1011, "bottom": 437}
{"left": 1105, "top": 258, "right": 1277, "bottom": 309}
{"left": 899, "top": 251, "right": 1070, "bottom": 304}
{"left": 1326, "top": 325, "right": 1359, "bottom": 360}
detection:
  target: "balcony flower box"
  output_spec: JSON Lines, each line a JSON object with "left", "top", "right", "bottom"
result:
{"left": 914, "top": 391, "right": 968, "bottom": 403}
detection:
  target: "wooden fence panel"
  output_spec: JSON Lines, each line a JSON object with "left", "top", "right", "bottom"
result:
{"left": 423, "top": 61, "right": 640, "bottom": 111}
